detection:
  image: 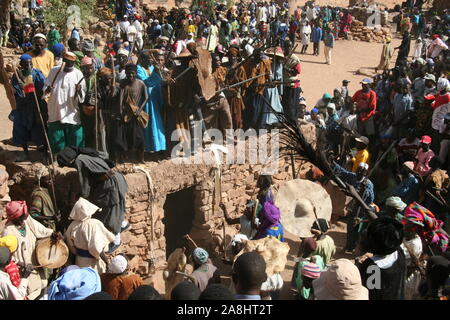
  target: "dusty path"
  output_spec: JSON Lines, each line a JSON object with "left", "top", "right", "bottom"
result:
{"left": 296, "top": 36, "right": 401, "bottom": 108}
{"left": 0, "top": 85, "right": 13, "bottom": 141}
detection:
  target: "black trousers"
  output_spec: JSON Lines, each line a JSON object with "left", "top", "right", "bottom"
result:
{"left": 313, "top": 42, "right": 320, "bottom": 55}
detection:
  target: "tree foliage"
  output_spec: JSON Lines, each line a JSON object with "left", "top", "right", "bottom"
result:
{"left": 44, "top": 0, "right": 97, "bottom": 31}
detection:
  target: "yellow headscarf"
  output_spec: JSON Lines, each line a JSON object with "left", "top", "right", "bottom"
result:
{"left": 0, "top": 235, "right": 18, "bottom": 253}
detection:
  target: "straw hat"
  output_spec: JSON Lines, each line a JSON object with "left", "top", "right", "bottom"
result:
{"left": 313, "top": 259, "right": 369, "bottom": 300}
{"left": 275, "top": 179, "right": 332, "bottom": 238}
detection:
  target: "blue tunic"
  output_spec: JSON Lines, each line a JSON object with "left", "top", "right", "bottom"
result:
{"left": 136, "top": 65, "right": 166, "bottom": 152}
{"left": 260, "top": 60, "right": 283, "bottom": 127}
{"left": 10, "top": 69, "right": 46, "bottom": 147}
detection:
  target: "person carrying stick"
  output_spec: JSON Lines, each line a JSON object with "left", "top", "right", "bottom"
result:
{"left": 9, "top": 54, "right": 47, "bottom": 162}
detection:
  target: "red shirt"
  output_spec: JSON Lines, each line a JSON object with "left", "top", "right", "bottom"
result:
{"left": 352, "top": 89, "right": 377, "bottom": 121}
{"left": 431, "top": 93, "right": 450, "bottom": 110}
{"left": 4, "top": 260, "right": 21, "bottom": 287}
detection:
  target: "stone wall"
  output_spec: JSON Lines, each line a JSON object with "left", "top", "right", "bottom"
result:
{"left": 0, "top": 130, "right": 314, "bottom": 282}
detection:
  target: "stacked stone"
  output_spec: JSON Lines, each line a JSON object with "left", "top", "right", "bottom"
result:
{"left": 348, "top": 20, "right": 392, "bottom": 43}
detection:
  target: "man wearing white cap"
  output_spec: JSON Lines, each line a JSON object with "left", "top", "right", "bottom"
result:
{"left": 44, "top": 51, "right": 86, "bottom": 154}
{"left": 115, "top": 48, "right": 129, "bottom": 81}
{"left": 47, "top": 23, "right": 60, "bottom": 53}
{"left": 119, "top": 15, "right": 130, "bottom": 40}
{"left": 100, "top": 254, "right": 144, "bottom": 300}
{"left": 29, "top": 33, "right": 54, "bottom": 78}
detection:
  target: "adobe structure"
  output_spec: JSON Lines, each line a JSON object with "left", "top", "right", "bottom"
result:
{"left": 0, "top": 124, "right": 339, "bottom": 292}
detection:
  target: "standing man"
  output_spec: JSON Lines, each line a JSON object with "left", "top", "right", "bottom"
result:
{"left": 29, "top": 33, "right": 54, "bottom": 78}
{"left": 43, "top": 52, "right": 86, "bottom": 154}
{"left": 352, "top": 78, "right": 377, "bottom": 144}
{"left": 115, "top": 64, "right": 148, "bottom": 163}
{"left": 323, "top": 27, "right": 334, "bottom": 65}
{"left": 376, "top": 37, "right": 393, "bottom": 72}
{"left": 282, "top": 40, "right": 302, "bottom": 124}
{"left": 395, "top": 31, "right": 411, "bottom": 67}
{"left": 47, "top": 23, "right": 60, "bottom": 54}
{"left": 311, "top": 22, "right": 322, "bottom": 56}
{"left": 10, "top": 54, "right": 47, "bottom": 162}
{"left": 333, "top": 163, "right": 374, "bottom": 254}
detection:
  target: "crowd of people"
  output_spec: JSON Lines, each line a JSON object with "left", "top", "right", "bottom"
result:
{"left": 0, "top": 0, "right": 449, "bottom": 301}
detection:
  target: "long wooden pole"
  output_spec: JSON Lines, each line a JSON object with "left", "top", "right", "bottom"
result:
{"left": 94, "top": 72, "right": 98, "bottom": 151}
{"left": 31, "top": 83, "right": 59, "bottom": 216}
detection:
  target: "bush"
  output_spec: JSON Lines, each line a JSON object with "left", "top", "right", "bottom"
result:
{"left": 44, "top": 0, "right": 98, "bottom": 32}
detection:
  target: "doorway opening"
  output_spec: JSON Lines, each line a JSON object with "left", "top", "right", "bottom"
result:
{"left": 162, "top": 186, "right": 196, "bottom": 259}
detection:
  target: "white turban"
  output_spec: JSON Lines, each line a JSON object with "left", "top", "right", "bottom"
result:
{"left": 108, "top": 255, "right": 128, "bottom": 274}
{"left": 117, "top": 48, "right": 129, "bottom": 56}
{"left": 231, "top": 234, "right": 249, "bottom": 246}
{"left": 358, "top": 162, "right": 369, "bottom": 170}
{"left": 437, "top": 78, "right": 450, "bottom": 92}
{"left": 385, "top": 196, "right": 407, "bottom": 212}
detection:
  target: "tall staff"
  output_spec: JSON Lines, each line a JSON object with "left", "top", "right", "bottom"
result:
{"left": 14, "top": 62, "right": 60, "bottom": 216}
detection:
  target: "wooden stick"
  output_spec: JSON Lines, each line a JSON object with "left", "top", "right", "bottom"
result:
{"left": 32, "top": 83, "right": 59, "bottom": 215}
{"left": 94, "top": 72, "right": 98, "bottom": 151}
{"left": 183, "top": 234, "right": 198, "bottom": 249}
{"left": 43, "top": 62, "right": 65, "bottom": 100}
{"left": 175, "top": 271, "right": 196, "bottom": 283}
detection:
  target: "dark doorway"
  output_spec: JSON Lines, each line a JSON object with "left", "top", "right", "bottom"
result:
{"left": 163, "top": 186, "right": 196, "bottom": 259}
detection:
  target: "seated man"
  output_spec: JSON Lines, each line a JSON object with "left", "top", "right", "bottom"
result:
{"left": 0, "top": 247, "right": 29, "bottom": 300}
{"left": 190, "top": 247, "right": 221, "bottom": 292}
{"left": 1, "top": 201, "right": 57, "bottom": 300}
{"left": 100, "top": 254, "right": 143, "bottom": 300}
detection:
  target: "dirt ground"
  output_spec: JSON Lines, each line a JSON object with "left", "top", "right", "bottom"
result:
{"left": 297, "top": 35, "right": 401, "bottom": 108}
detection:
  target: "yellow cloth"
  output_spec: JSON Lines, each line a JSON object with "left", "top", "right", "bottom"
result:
{"left": 352, "top": 149, "right": 370, "bottom": 172}
{"left": 0, "top": 235, "right": 18, "bottom": 253}
{"left": 30, "top": 50, "right": 55, "bottom": 78}
{"left": 186, "top": 25, "right": 197, "bottom": 34}
{"left": 313, "top": 235, "right": 336, "bottom": 265}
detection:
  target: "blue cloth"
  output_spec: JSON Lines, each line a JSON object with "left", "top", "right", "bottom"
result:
{"left": 393, "top": 93, "right": 413, "bottom": 124}
{"left": 10, "top": 69, "right": 46, "bottom": 147}
{"left": 236, "top": 294, "right": 261, "bottom": 300}
{"left": 71, "top": 29, "right": 80, "bottom": 41}
{"left": 323, "top": 32, "right": 334, "bottom": 48}
{"left": 48, "top": 267, "right": 101, "bottom": 300}
{"left": 136, "top": 65, "right": 166, "bottom": 152}
{"left": 312, "top": 27, "right": 323, "bottom": 43}
{"left": 334, "top": 164, "right": 375, "bottom": 205}
{"left": 392, "top": 174, "right": 420, "bottom": 205}
{"left": 326, "top": 113, "right": 340, "bottom": 132}
{"left": 264, "top": 223, "right": 285, "bottom": 242}
{"left": 20, "top": 54, "right": 32, "bottom": 61}
{"left": 52, "top": 43, "right": 65, "bottom": 57}
{"left": 260, "top": 60, "right": 283, "bottom": 127}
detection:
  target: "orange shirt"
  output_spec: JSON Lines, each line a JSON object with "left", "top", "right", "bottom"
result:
{"left": 101, "top": 273, "right": 143, "bottom": 300}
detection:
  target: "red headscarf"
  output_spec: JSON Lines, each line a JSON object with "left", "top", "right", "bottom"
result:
{"left": 6, "top": 201, "right": 28, "bottom": 223}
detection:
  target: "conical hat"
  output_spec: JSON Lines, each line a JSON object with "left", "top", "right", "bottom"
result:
{"left": 275, "top": 179, "right": 332, "bottom": 238}
{"left": 36, "top": 238, "right": 69, "bottom": 269}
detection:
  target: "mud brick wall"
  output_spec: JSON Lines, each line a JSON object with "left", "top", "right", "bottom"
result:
{"left": 0, "top": 128, "right": 319, "bottom": 280}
